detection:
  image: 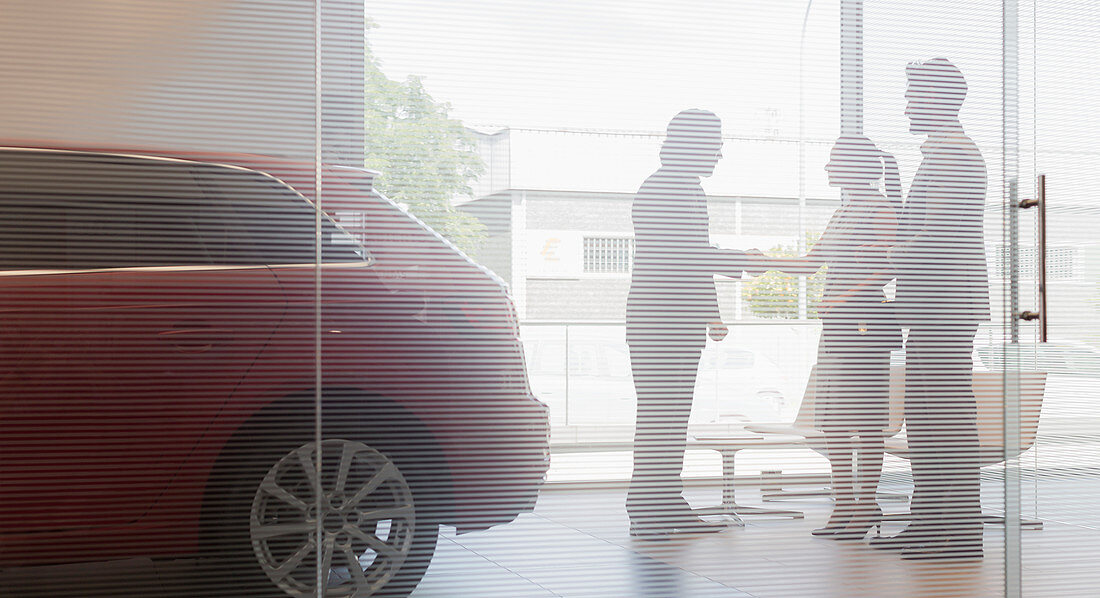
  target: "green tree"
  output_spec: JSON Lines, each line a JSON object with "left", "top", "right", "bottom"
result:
{"left": 742, "top": 235, "right": 826, "bottom": 319}
{"left": 365, "top": 24, "right": 486, "bottom": 255}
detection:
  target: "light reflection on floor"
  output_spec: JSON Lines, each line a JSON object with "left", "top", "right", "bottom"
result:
{"left": 2, "top": 471, "right": 1097, "bottom": 597}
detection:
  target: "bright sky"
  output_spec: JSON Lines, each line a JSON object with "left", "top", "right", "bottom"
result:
{"left": 367, "top": 0, "right": 1097, "bottom": 200}
{"left": 368, "top": 0, "right": 840, "bottom": 137}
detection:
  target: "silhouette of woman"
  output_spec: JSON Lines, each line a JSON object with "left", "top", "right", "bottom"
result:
{"left": 762, "top": 135, "right": 902, "bottom": 540}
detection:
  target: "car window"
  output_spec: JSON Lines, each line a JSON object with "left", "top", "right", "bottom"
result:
{"left": 0, "top": 151, "right": 369, "bottom": 270}
{"left": 567, "top": 344, "right": 601, "bottom": 377}
{"left": 523, "top": 340, "right": 566, "bottom": 376}
{"left": 722, "top": 350, "right": 756, "bottom": 369}
{"left": 603, "top": 345, "right": 632, "bottom": 378}
{"left": 192, "top": 164, "right": 368, "bottom": 265}
{"left": 325, "top": 169, "right": 462, "bottom": 266}
{"left": 0, "top": 152, "right": 216, "bottom": 269}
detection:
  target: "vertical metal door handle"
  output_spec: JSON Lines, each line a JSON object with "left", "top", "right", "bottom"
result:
{"left": 1018, "top": 174, "right": 1047, "bottom": 342}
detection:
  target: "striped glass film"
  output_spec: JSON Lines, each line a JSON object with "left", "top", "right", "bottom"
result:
{"left": 1, "top": 1, "right": 1095, "bottom": 597}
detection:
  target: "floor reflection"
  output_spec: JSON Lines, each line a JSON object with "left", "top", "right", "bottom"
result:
{"left": 3, "top": 473, "right": 1098, "bottom": 597}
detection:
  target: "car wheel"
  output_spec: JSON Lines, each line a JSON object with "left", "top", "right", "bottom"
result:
{"left": 209, "top": 437, "right": 439, "bottom": 598}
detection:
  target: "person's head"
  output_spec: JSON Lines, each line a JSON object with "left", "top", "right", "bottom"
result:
{"left": 825, "top": 135, "right": 884, "bottom": 189}
{"left": 824, "top": 135, "right": 903, "bottom": 209}
{"left": 905, "top": 57, "right": 967, "bottom": 134}
{"left": 659, "top": 109, "right": 723, "bottom": 176}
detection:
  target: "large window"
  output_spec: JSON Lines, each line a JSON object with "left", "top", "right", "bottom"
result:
{"left": 5, "top": 1, "right": 1100, "bottom": 596}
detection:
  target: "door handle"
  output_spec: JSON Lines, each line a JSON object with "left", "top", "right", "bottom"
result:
{"left": 1018, "top": 174, "right": 1047, "bottom": 342}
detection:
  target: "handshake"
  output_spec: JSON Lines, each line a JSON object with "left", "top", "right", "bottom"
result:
{"left": 741, "top": 247, "right": 770, "bottom": 278}
{"left": 715, "top": 246, "right": 771, "bottom": 278}
{"left": 708, "top": 248, "right": 772, "bottom": 342}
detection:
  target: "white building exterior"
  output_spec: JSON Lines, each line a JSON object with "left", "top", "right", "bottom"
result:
{"left": 463, "top": 125, "right": 846, "bottom": 322}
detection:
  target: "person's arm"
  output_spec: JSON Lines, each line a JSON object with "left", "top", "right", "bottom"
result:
{"left": 763, "top": 252, "right": 826, "bottom": 276}
{"left": 892, "top": 190, "right": 927, "bottom": 257}
{"left": 707, "top": 246, "right": 765, "bottom": 278}
{"left": 679, "top": 188, "right": 762, "bottom": 278}
{"left": 823, "top": 206, "right": 898, "bottom": 307}
{"left": 758, "top": 210, "right": 845, "bottom": 275}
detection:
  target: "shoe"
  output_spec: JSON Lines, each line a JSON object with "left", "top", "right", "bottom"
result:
{"left": 869, "top": 526, "right": 934, "bottom": 550}
{"left": 811, "top": 502, "right": 855, "bottom": 538}
{"left": 835, "top": 501, "right": 882, "bottom": 541}
{"left": 675, "top": 515, "right": 731, "bottom": 535}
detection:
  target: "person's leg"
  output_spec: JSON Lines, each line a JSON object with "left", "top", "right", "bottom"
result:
{"left": 811, "top": 349, "right": 862, "bottom": 537}
{"left": 827, "top": 345, "right": 890, "bottom": 539}
{"left": 855, "top": 433, "right": 885, "bottom": 504}
{"left": 853, "top": 350, "right": 890, "bottom": 509}
{"left": 902, "top": 327, "right": 938, "bottom": 525}
{"left": 842, "top": 432, "right": 885, "bottom": 538}
{"left": 627, "top": 333, "right": 702, "bottom": 527}
{"left": 927, "top": 325, "right": 982, "bottom": 532}
{"left": 899, "top": 326, "right": 983, "bottom": 557}
{"left": 813, "top": 434, "right": 855, "bottom": 536}
{"left": 872, "top": 330, "right": 938, "bottom": 548}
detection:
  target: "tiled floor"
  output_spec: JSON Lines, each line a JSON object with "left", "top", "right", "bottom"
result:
{"left": 3, "top": 474, "right": 1097, "bottom": 597}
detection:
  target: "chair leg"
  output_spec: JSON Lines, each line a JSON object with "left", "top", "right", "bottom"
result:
{"left": 693, "top": 448, "right": 804, "bottom": 521}
{"left": 759, "top": 470, "right": 832, "bottom": 502}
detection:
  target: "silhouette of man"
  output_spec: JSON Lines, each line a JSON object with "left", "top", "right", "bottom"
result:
{"left": 625, "top": 109, "right": 758, "bottom": 537}
{"left": 871, "top": 58, "right": 989, "bottom": 559}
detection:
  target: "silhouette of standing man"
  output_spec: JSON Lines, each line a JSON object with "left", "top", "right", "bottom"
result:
{"left": 871, "top": 58, "right": 989, "bottom": 559}
{"left": 626, "top": 109, "right": 757, "bottom": 537}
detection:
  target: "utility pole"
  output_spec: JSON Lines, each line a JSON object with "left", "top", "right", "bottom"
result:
{"left": 840, "top": 0, "right": 864, "bottom": 136}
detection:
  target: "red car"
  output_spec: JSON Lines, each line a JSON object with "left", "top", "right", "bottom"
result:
{"left": 0, "top": 146, "right": 549, "bottom": 597}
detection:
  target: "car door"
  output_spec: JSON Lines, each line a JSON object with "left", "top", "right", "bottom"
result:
{"left": 0, "top": 151, "right": 284, "bottom": 535}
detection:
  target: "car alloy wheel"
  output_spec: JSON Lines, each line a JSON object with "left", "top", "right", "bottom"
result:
{"left": 250, "top": 439, "right": 416, "bottom": 597}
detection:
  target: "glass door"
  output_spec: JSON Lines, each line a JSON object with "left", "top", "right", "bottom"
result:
{"left": 1016, "top": 1, "right": 1100, "bottom": 596}
{"left": 862, "top": 0, "right": 1016, "bottom": 586}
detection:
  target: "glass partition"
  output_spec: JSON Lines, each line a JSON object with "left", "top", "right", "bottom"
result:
{"left": 0, "top": 1, "right": 327, "bottom": 596}
{"left": 5, "top": 0, "right": 1097, "bottom": 597}
{"left": 1017, "top": 1, "right": 1100, "bottom": 595}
